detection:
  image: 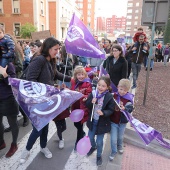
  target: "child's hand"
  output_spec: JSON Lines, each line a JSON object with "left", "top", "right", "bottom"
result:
{"left": 97, "top": 110, "right": 103, "bottom": 116}
{"left": 83, "top": 97, "right": 87, "bottom": 102}
{"left": 132, "top": 47, "right": 137, "bottom": 51}
{"left": 61, "top": 83, "right": 66, "bottom": 89}
{"left": 120, "top": 102, "right": 125, "bottom": 110}
{"left": 0, "top": 65, "right": 8, "bottom": 78}
{"left": 92, "top": 98, "right": 97, "bottom": 104}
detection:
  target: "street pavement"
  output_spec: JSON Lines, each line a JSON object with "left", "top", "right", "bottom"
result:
{"left": 1, "top": 73, "right": 170, "bottom": 170}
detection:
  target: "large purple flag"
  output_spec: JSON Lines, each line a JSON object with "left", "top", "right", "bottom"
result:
{"left": 9, "top": 78, "right": 83, "bottom": 131}
{"left": 122, "top": 109, "right": 170, "bottom": 149}
{"left": 65, "top": 13, "right": 105, "bottom": 59}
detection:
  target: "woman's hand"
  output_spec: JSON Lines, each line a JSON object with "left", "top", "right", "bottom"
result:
{"left": 0, "top": 66, "right": 8, "bottom": 78}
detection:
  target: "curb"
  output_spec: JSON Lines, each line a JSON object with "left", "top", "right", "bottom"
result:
{"left": 124, "top": 124, "right": 170, "bottom": 159}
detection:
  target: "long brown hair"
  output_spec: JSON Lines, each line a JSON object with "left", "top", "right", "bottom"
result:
{"left": 110, "top": 44, "right": 123, "bottom": 57}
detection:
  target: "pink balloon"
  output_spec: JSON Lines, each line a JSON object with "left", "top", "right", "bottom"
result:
{"left": 69, "top": 109, "right": 84, "bottom": 122}
{"left": 77, "top": 136, "right": 91, "bottom": 155}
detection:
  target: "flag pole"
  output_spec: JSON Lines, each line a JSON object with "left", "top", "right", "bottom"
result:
{"left": 62, "top": 54, "right": 69, "bottom": 84}
{"left": 90, "top": 87, "right": 97, "bottom": 121}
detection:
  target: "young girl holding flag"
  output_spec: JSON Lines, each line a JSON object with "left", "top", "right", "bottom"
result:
{"left": 86, "top": 76, "right": 114, "bottom": 166}
{"left": 70, "top": 66, "right": 92, "bottom": 151}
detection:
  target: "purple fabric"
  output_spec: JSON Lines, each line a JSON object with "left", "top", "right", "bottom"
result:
{"left": 87, "top": 67, "right": 98, "bottom": 77}
{"left": 8, "top": 78, "right": 83, "bottom": 131}
{"left": 74, "top": 78, "right": 91, "bottom": 89}
{"left": 121, "top": 110, "right": 170, "bottom": 149}
{"left": 115, "top": 92, "right": 134, "bottom": 104}
{"left": 96, "top": 90, "right": 109, "bottom": 100}
{"left": 99, "top": 65, "right": 118, "bottom": 92}
{"left": 65, "top": 14, "right": 105, "bottom": 59}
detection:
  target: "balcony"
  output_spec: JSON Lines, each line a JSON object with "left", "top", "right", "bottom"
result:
{"left": 60, "top": 17, "right": 70, "bottom": 27}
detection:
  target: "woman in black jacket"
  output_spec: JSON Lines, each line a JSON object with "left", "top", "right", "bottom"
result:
{"left": 103, "top": 45, "right": 128, "bottom": 87}
{"left": 20, "top": 37, "right": 71, "bottom": 164}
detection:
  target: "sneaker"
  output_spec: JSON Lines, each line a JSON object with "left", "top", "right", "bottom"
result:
{"left": 59, "top": 139, "right": 64, "bottom": 149}
{"left": 131, "top": 84, "right": 137, "bottom": 89}
{"left": 87, "top": 147, "right": 97, "bottom": 157}
{"left": 109, "top": 154, "right": 115, "bottom": 161}
{"left": 40, "top": 147, "right": 52, "bottom": 158}
{"left": 20, "top": 149, "right": 30, "bottom": 164}
{"left": 4, "top": 127, "right": 11, "bottom": 133}
{"left": 119, "top": 149, "right": 124, "bottom": 154}
{"left": 6, "top": 143, "right": 18, "bottom": 158}
{"left": 150, "top": 68, "right": 152, "bottom": 71}
{"left": 96, "top": 156, "right": 102, "bottom": 166}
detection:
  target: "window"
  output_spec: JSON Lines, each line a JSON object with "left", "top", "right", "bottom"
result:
{"left": 135, "top": 10, "right": 139, "bottom": 13}
{"left": 40, "top": 1, "right": 44, "bottom": 15}
{"left": 134, "top": 21, "right": 138, "bottom": 25}
{"left": 0, "top": 0, "right": 3, "bottom": 14}
{"left": 127, "top": 9, "right": 132, "bottom": 13}
{"left": 87, "top": 17, "right": 91, "bottom": 23}
{"left": 14, "top": 23, "right": 20, "bottom": 36}
{"left": 136, "top": 2, "right": 139, "bottom": 6}
{"left": 88, "top": 4, "right": 91, "bottom": 9}
{"left": 0, "top": 23, "right": 4, "bottom": 30}
{"left": 126, "top": 22, "right": 131, "bottom": 25}
{"left": 127, "top": 3, "right": 133, "bottom": 7}
{"left": 13, "top": 0, "right": 20, "bottom": 13}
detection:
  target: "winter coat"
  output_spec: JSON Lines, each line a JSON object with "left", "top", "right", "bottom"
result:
{"left": 103, "top": 55, "right": 128, "bottom": 86}
{"left": 70, "top": 78, "right": 92, "bottom": 124}
{"left": 86, "top": 92, "right": 114, "bottom": 134}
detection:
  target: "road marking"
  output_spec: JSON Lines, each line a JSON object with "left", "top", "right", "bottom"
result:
{"left": 0, "top": 122, "right": 57, "bottom": 170}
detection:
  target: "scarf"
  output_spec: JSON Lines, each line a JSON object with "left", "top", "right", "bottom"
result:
{"left": 74, "top": 78, "right": 91, "bottom": 90}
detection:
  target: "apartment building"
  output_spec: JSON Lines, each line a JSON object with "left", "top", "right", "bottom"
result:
{"left": 0, "top": 0, "right": 81, "bottom": 40}
{"left": 106, "top": 15, "right": 126, "bottom": 34}
{"left": 75, "top": 0, "right": 95, "bottom": 33}
{"left": 125, "top": 0, "right": 149, "bottom": 37}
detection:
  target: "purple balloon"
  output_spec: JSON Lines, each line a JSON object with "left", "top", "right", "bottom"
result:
{"left": 77, "top": 136, "right": 91, "bottom": 155}
{"left": 69, "top": 109, "right": 84, "bottom": 122}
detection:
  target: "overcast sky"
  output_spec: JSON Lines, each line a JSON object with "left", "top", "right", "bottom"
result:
{"left": 95, "top": 0, "right": 128, "bottom": 17}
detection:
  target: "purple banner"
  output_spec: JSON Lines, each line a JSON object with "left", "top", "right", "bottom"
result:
{"left": 87, "top": 66, "right": 98, "bottom": 77}
{"left": 122, "top": 110, "right": 170, "bottom": 149}
{"left": 8, "top": 78, "right": 83, "bottom": 131}
{"left": 65, "top": 13, "right": 105, "bottom": 59}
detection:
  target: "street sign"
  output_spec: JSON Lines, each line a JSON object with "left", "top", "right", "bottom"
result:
{"left": 141, "top": 0, "right": 170, "bottom": 26}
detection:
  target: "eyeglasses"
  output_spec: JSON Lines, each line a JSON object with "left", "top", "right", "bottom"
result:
{"left": 112, "top": 50, "right": 119, "bottom": 52}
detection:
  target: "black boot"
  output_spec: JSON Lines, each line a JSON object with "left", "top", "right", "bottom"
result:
{"left": 96, "top": 156, "right": 102, "bottom": 166}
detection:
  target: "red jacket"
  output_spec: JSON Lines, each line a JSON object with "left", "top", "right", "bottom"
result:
{"left": 133, "top": 32, "right": 147, "bottom": 42}
{"left": 70, "top": 78, "right": 92, "bottom": 124}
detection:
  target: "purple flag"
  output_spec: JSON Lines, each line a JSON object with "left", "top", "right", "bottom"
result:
{"left": 122, "top": 109, "right": 170, "bottom": 149}
{"left": 65, "top": 14, "right": 105, "bottom": 59}
{"left": 99, "top": 65, "right": 118, "bottom": 92}
{"left": 9, "top": 78, "right": 83, "bottom": 131}
{"left": 87, "top": 66, "right": 98, "bottom": 77}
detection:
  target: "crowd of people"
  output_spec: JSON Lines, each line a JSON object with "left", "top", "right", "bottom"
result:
{"left": 0, "top": 23, "right": 169, "bottom": 167}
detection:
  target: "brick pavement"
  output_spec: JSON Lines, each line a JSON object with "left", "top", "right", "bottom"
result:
{"left": 121, "top": 143, "right": 170, "bottom": 170}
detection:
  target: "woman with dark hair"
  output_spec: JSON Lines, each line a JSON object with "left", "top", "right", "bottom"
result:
{"left": 103, "top": 45, "right": 128, "bottom": 87}
{"left": 20, "top": 37, "right": 71, "bottom": 164}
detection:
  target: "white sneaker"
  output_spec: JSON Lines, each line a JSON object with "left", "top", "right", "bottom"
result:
{"left": 40, "top": 147, "right": 52, "bottom": 158}
{"left": 59, "top": 139, "right": 64, "bottom": 149}
{"left": 119, "top": 149, "right": 124, "bottom": 154}
{"left": 20, "top": 149, "right": 30, "bottom": 164}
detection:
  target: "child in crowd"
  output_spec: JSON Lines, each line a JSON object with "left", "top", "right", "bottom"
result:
{"left": 70, "top": 66, "right": 92, "bottom": 151}
{"left": 86, "top": 76, "right": 114, "bottom": 166}
{"left": 132, "top": 27, "right": 147, "bottom": 53}
{"left": 109, "top": 79, "right": 134, "bottom": 161}
{"left": 0, "top": 25, "right": 15, "bottom": 68}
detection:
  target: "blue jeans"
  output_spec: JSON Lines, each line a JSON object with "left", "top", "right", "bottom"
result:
{"left": 88, "top": 119, "right": 104, "bottom": 157}
{"left": 26, "top": 124, "right": 49, "bottom": 151}
{"left": 110, "top": 122, "right": 126, "bottom": 155}
{"left": 164, "top": 55, "right": 169, "bottom": 66}
{"left": 131, "top": 62, "right": 141, "bottom": 86}
{"left": 146, "top": 58, "right": 154, "bottom": 69}
{"left": 0, "top": 58, "right": 10, "bottom": 68}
